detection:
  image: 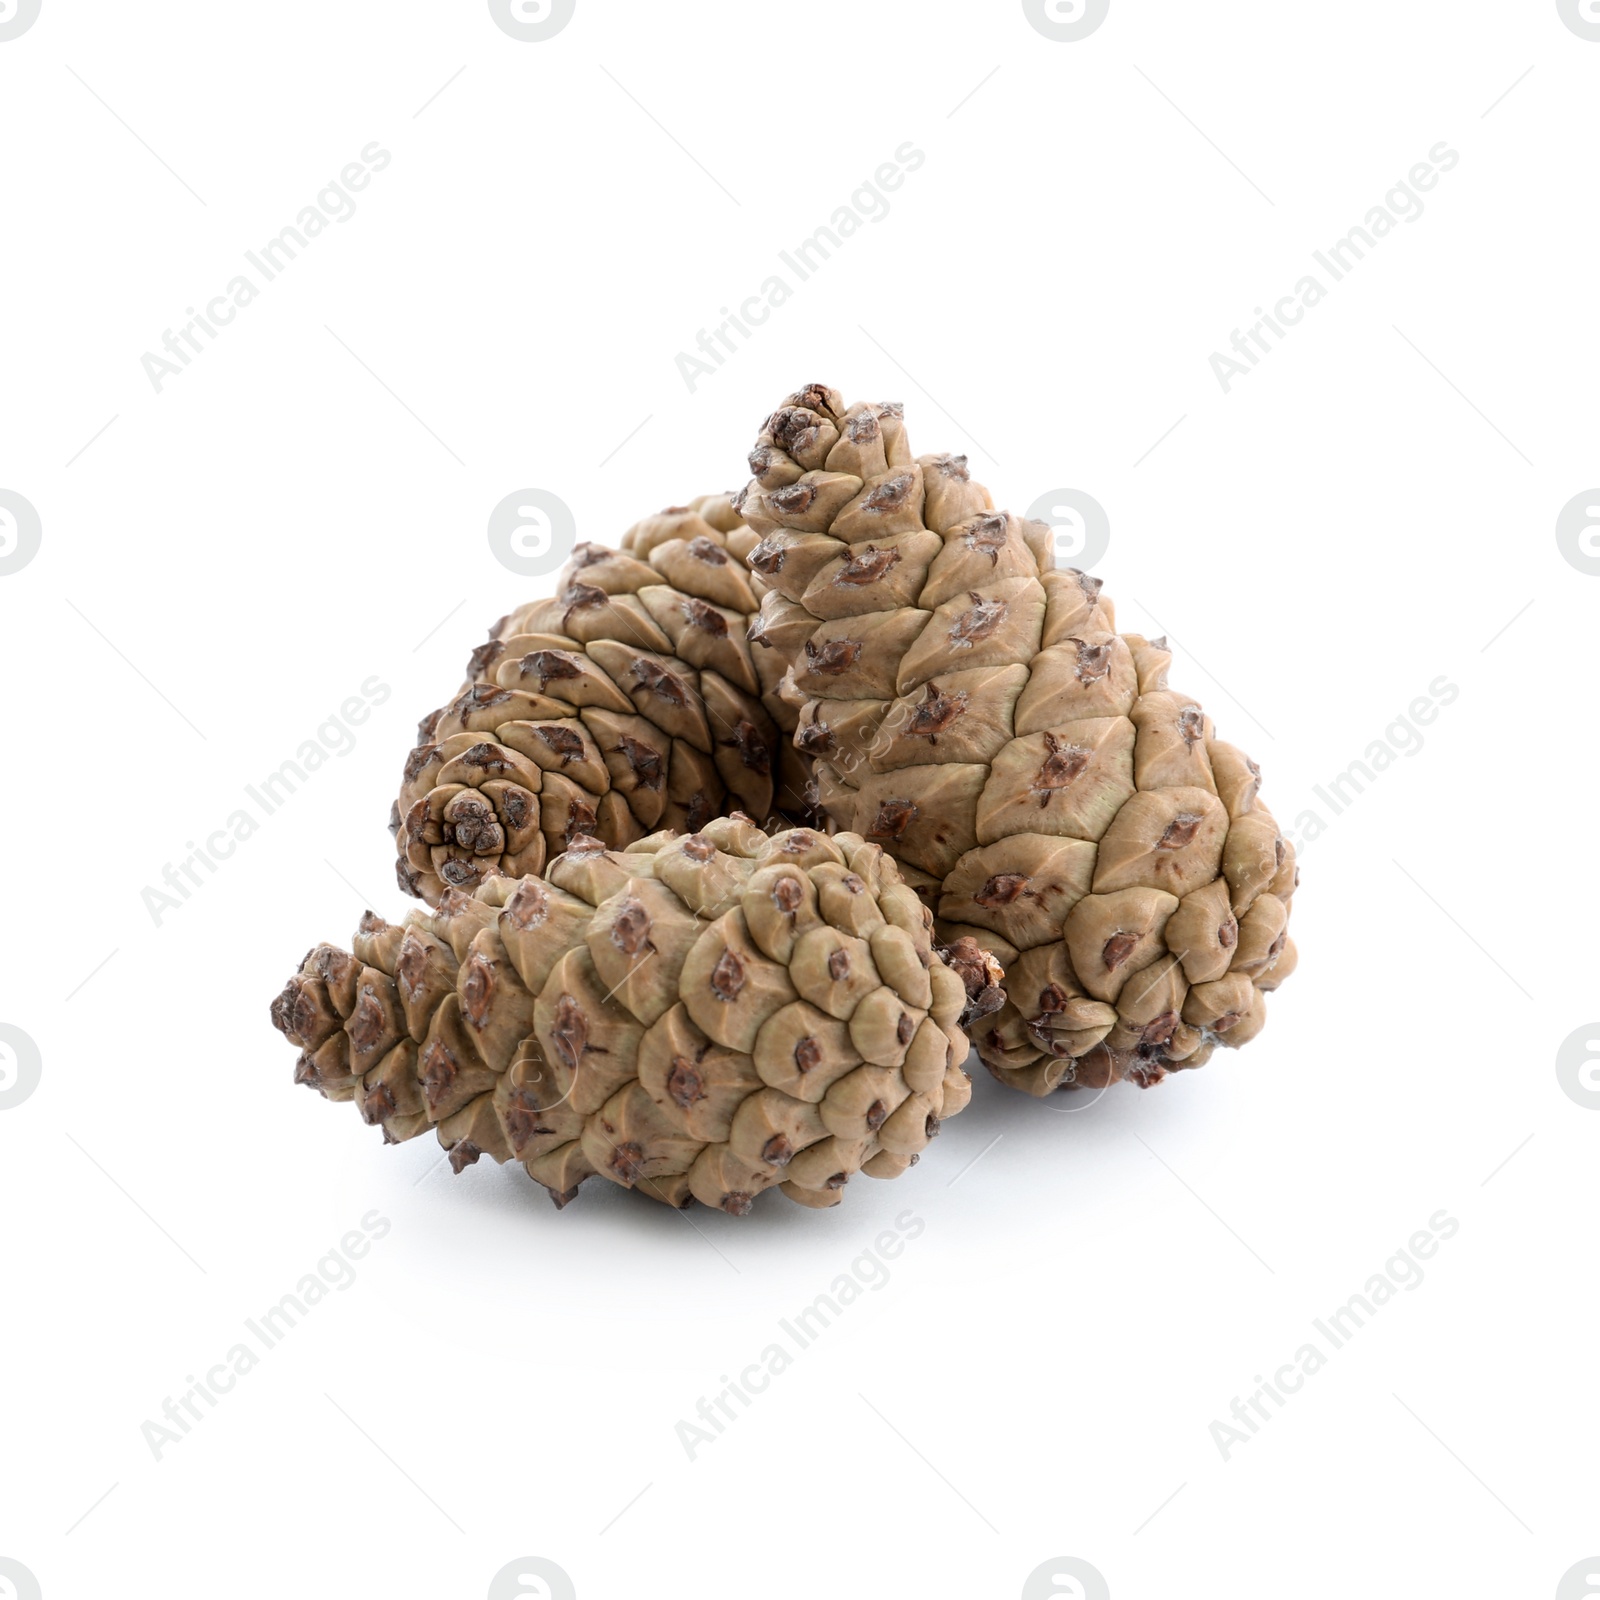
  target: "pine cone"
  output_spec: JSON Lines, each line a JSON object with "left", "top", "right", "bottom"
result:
{"left": 734, "top": 386, "right": 1297, "bottom": 1095}
{"left": 271, "top": 820, "right": 983, "bottom": 1214}
{"left": 393, "top": 494, "right": 810, "bottom": 904}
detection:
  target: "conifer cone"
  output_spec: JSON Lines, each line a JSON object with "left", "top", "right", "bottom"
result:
{"left": 272, "top": 821, "right": 997, "bottom": 1214}
{"left": 735, "top": 386, "right": 1297, "bottom": 1095}
{"left": 392, "top": 494, "right": 808, "bottom": 904}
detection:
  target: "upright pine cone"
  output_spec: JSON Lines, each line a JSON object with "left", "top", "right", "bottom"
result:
{"left": 393, "top": 494, "right": 804, "bottom": 904}
{"left": 736, "top": 386, "right": 1297, "bottom": 1095}
{"left": 272, "top": 820, "right": 993, "bottom": 1214}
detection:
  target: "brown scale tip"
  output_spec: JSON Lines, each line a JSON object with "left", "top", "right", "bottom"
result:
{"left": 949, "top": 593, "right": 1006, "bottom": 648}
{"left": 547, "top": 1184, "right": 580, "bottom": 1210}
{"left": 1101, "top": 932, "right": 1139, "bottom": 971}
{"left": 827, "top": 949, "right": 851, "bottom": 981}
{"left": 865, "top": 1100, "right": 889, "bottom": 1132}
{"left": 1070, "top": 638, "right": 1114, "bottom": 683}
{"left": 720, "top": 1191, "right": 755, "bottom": 1217}
{"left": 867, "top": 798, "right": 919, "bottom": 841}
{"left": 772, "top": 483, "right": 818, "bottom": 515}
{"left": 834, "top": 545, "right": 901, "bottom": 586}
{"left": 797, "top": 720, "right": 838, "bottom": 755}
{"left": 420, "top": 1041, "right": 461, "bottom": 1109}
{"left": 460, "top": 742, "right": 515, "bottom": 774}
{"left": 940, "top": 937, "right": 1006, "bottom": 1026}
{"left": 794, "top": 1036, "right": 821, "bottom": 1073}
{"left": 729, "top": 719, "right": 772, "bottom": 774}
{"left": 709, "top": 949, "right": 747, "bottom": 1001}
{"left": 534, "top": 724, "right": 586, "bottom": 763}
{"left": 804, "top": 638, "right": 863, "bottom": 675}
{"left": 1159, "top": 814, "right": 1203, "bottom": 850}
{"left": 269, "top": 979, "right": 304, "bottom": 1038}
{"left": 504, "top": 879, "right": 551, "bottom": 931}
{"left": 550, "top": 994, "right": 589, "bottom": 1072}
{"left": 680, "top": 834, "right": 716, "bottom": 862}
{"left": 615, "top": 734, "right": 666, "bottom": 790}
{"left": 907, "top": 682, "right": 969, "bottom": 741}
{"left": 772, "top": 877, "right": 804, "bottom": 914}
{"left": 609, "top": 1142, "right": 646, "bottom": 1184}
{"left": 402, "top": 744, "right": 439, "bottom": 784}
{"left": 761, "top": 1135, "right": 794, "bottom": 1167}
{"left": 460, "top": 953, "right": 498, "bottom": 1028}
{"left": 748, "top": 537, "right": 786, "bottom": 575}
{"left": 448, "top": 1141, "right": 483, "bottom": 1174}
{"left": 861, "top": 472, "right": 913, "bottom": 513}
{"left": 560, "top": 580, "right": 607, "bottom": 616}
{"left": 360, "top": 1083, "right": 396, "bottom": 1127}
{"left": 687, "top": 535, "right": 728, "bottom": 567}
{"left": 609, "top": 897, "right": 655, "bottom": 957}
{"left": 1032, "top": 733, "right": 1090, "bottom": 807}
{"left": 520, "top": 649, "right": 581, "bottom": 683}
{"left": 976, "top": 872, "right": 1032, "bottom": 908}
{"left": 666, "top": 1056, "right": 705, "bottom": 1108}
{"left": 683, "top": 596, "right": 729, "bottom": 637}
{"left": 963, "top": 513, "right": 1008, "bottom": 558}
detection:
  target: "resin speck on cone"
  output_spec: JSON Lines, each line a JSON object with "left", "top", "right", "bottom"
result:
{"left": 733, "top": 386, "right": 1297, "bottom": 1095}
{"left": 272, "top": 820, "right": 992, "bottom": 1214}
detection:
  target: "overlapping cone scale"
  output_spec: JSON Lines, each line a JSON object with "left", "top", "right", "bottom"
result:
{"left": 734, "top": 385, "right": 1298, "bottom": 1094}
{"left": 271, "top": 822, "right": 985, "bottom": 1214}
{"left": 392, "top": 494, "right": 811, "bottom": 905}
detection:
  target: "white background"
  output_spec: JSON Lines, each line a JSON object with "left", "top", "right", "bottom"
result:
{"left": 2, "top": 2, "right": 1596, "bottom": 1597}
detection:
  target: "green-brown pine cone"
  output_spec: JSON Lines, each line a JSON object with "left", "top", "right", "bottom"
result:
{"left": 734, "top": 386, "right": 1298, "bottom": 1094}
{"left": 392, "top": 494, "right": 811, "bottom": 904}
{"left": 272, "top": 820, "right": 996, "bottom": 1214}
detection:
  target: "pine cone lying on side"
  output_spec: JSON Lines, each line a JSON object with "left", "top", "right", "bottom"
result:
{"left": 735, "top": 386, "right": 1297, "bottom": 1096}
{"left": 393, "top": 494, "right": 810, "bottom": 904}
{"left": 272, "top": 820, "right": 994, "bottom": 1214}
